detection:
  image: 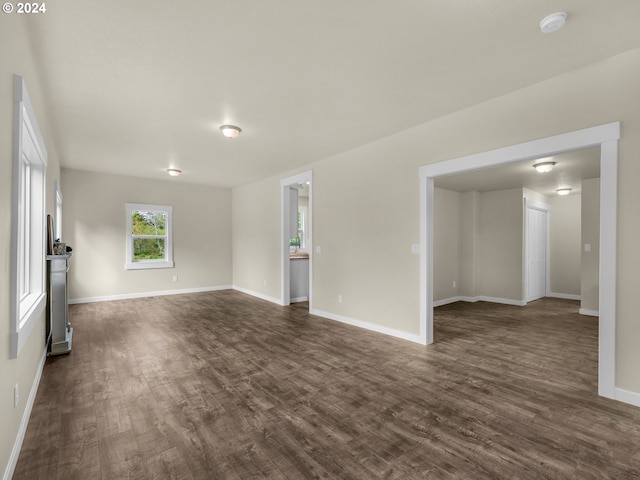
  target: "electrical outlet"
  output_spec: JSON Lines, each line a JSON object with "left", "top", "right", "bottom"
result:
{"left": 316, "top": 245, "right": 322, "bottom": 253}
{"left": 338, "top": 294, "right": 343, "bottom": 304}
{"left": 453, "top": 280, "right": 456, "bottom": 288}
{"left": 14, "top": 383, "right": 19, "bottom": 408}
{"left": 172, "top": 275, "right": 178, "bottom": 282}
{"left": 264, "top": 280, "right": 267, "bottom": 286}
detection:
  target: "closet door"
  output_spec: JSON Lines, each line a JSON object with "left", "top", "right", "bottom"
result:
{"left": 526, "top": 206, "right": 548, "bottom": 302}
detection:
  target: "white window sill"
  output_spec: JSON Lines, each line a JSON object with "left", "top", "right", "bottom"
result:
{"left": 125, "top": 260, "right": 174, "bottom": 270}
{"left": 10, "top": 293, "right": 46, "bottom": 358}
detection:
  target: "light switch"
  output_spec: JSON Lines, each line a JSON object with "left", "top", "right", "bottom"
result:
{"left": 584, "top": 244, "right": 591, "bottom": 252}
{"left": 411, "top": 244, "right": 420, "bottom": 254}
{"left": 316, "top": 245, "right": 321, "bottom": 254}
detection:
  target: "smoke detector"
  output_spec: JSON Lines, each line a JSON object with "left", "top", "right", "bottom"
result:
{"left": 540, "top": 12, "right": 567, "bottom": 33}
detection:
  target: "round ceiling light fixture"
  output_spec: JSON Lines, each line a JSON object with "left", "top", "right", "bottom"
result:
{"left": 220, "top": 125, "right": 241, "bottom": 139}
{"left": 540, "top": 12, "right": 567, "bottom": 33}
{"left": 167, "top": 168, "right": 181, "bottom": 177}
{"left": 556, "top": 188, "right": 572, "bottom": 196}
{"left": 533, "top": 161, "right": 556, "bottom": 173}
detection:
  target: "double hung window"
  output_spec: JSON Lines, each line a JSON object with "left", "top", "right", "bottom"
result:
{"left": 125, "top": 203, "right": 174, "bottom": 270}
{"left": 10, "top": 75, "right": 47, "bottom": 358}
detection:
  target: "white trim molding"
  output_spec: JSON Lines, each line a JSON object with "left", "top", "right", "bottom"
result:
{"left": 549, "top": 292, "right": 581, "bottom": 301}
{"left": 310, "top": 309, "right": 424, "bottom": 345}
{"left": 10, "top": 75, "right": 48, "bottom": 359}
{"left": 280, "top": 171, "right": 313, "bottom": 308}
{"left": 232, "top": 286, "right": 282, "bottom": 306}
{"left": 69, "top": 285, "right": 232, "bottom": 304}
{"left": 579, "top": 308, "right": 599, "bottom": 317}
{"left": 434, "top": 296, "right": 526, "bottom": 307}
{"left": 4, "top": 348, "right": 47, "bottom": 480}
{"left": 420, "top": 122, "right": 620, "bottom": 402}
{"left": 614, "top": 388, "right": 640, "bottom": 408}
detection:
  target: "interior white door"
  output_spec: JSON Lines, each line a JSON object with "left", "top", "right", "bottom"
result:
{"left": 526, "top": 206, "right": 548, "bottom": 302}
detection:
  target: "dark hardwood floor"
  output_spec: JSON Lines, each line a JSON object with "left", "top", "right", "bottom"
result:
{"left": 13, "top": 292, "right": 640, "bottom": 479}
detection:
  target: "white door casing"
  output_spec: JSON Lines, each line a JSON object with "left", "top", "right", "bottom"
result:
{"left": 280, "top": 170, "right": 313, "bottom": 307}
{"left": 419, "top": 122, "right": 619, "bottom": 400}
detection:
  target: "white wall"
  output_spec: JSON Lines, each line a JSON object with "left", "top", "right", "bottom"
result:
{"left": 0, "top": 15, "right": 62, "bottom": 479}
{"left": 232, "top": 47, "right": 640, "bottom": 393}
{"left": 62, "top": 169, "right": 232, "bottom": 301}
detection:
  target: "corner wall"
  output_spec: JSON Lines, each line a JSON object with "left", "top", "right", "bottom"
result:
{"left": 62, "top": 169, "right": 232, "bottom": 301}
{"left": 232, "top": 47, "right": 640, "bottom": 395}
{"left": 0, "top": 15, "right": 62, "bottom": 479}
{"left": 549, "top": 194, "right": 581, "bottom": 297}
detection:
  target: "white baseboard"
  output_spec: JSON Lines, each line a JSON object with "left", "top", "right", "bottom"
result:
{"left": 69, "top": 285, "right": 232, "bottom": 304}
{"left": 433, "top": 296, "right": 464, "bottom": 307}
{"left": 4, "top": 348, "right": 47, "bottom": 480}
{"left": 434, "top": 295, "right": 526, "bottom": 307}
{"left": 232, "top": 286, "right": 283, "bottom": 306}
{"left": 290, "top": 296, "right": 308, "bottom": 303}
{"left": 549, "top": 292, "right": 581, "bottom": 301}
{"left": 579, "top": 308, "right": 599, "bottom": 317}
{"left": 310, "top": 308, "right": 424, "bottom": 345}
{"left": 614, "top": 387, "right": 640, "bottom": 408}
{"left": 477, "top": 296, "right": 526, "bottom": 306}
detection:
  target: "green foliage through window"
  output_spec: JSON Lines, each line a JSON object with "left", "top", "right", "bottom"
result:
{"left": 131, "top": 210, "right": 167, "bottom": 261}
{"left": 289, "top": 210, "right": 303, "bottom": 247}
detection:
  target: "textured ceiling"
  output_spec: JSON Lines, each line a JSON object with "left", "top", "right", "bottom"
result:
{"left": 24, "top": 1, "right": 640, "bottom": 187}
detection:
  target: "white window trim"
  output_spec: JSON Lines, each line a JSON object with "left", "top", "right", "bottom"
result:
{"left": 10, "top": 75, "right": 48, "bottom": 359}
{"left": 125, "top": 203, "right": 174, "bottom": 270}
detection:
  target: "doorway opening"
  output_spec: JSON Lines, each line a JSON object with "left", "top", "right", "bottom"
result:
{"left": 280, "top": 171, "right": 313, "bottom": 309}
{"left": 419, "top": 122, "right": 619, "bottom": 399}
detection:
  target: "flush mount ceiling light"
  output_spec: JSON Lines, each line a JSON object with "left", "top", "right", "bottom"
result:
{"left": 167, "top": 168, "right": 181, "bottom": 177}
{"left": 533, "top": 161, "right": 556, "bottom": 173}
{"left": 540, "top": 12, "right": 567, "bottom": 33}
{"left": 556, "top": 188, "right": 572, "bottom": 196}
{"left": 220, "top": 125, "right": 241, "bottom": 139}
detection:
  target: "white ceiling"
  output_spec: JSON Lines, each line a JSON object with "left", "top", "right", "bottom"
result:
{"left": 434, "top": 147, "right": 600, "bottom": 196}
{"left": 24, "top": 1, "right": 640, "bottom": 188}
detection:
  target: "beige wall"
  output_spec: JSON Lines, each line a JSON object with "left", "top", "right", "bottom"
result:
{"left": 434, "top": 188, "right": 461, "bottom": 300}
{"left": 436, "top": 187, "right": 582, "bottom": 302}
{"left": 0, "top": 15, "right": 62, "bottom": 477}
{"left": 232, "top": 178, "right": 282, "bottom": 301}
{"left": 549, "top": 194, "right": 582, "bottom": 297}
{"left": 459, "top": 191, "right": 479, "bottom": 298}
{"left": 435, "top": 187, "right": 524, "bottom": 303}
{"left": 476, "top": 189, "right": 524, "bottom": 300}
{"left": 61, "top": 169, "right": 232, "bottom": 300}
{"left": 232, "top": 47, "right": 640, "bottom": 392}
{"left": 523, "top": 188, "right": 550, "bottom": 205}
{"left": 581, "top": 178, "right": 600, "bottom": 312}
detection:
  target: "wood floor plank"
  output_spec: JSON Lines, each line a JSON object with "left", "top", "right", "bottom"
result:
{"left": 12, "top": 293, "right": 640, "bottom": 479}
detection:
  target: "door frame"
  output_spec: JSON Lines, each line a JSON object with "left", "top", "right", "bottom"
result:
{"left": 419, "top": 122, "right": 619, "bottom": 399}
{"left": 524, "top": 198, "right": 551, "bottom": 303}
{"left": 280, "top": 170, "right": 313, "bottom": 307}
